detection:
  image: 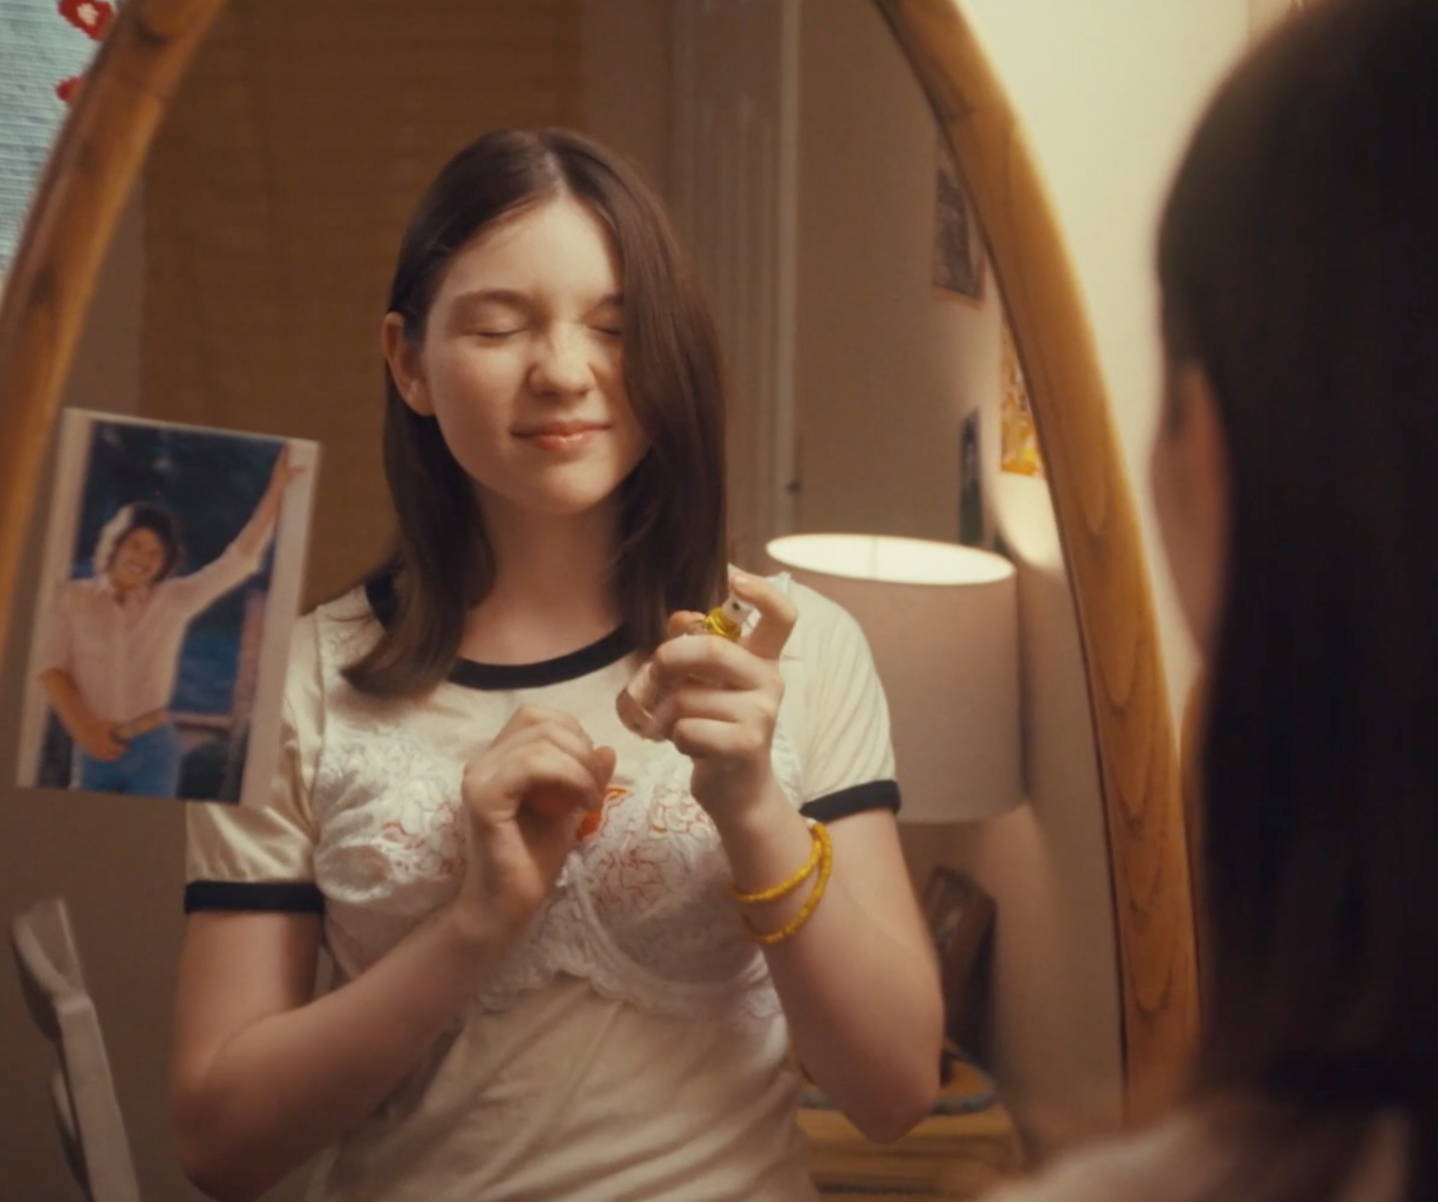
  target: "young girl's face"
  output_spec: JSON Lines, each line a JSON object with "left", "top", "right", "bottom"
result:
{"left": 109, "top": 526, "right": 166, "bottom": 592}
{"left": 390, "top": 195, "right": 648, "bottom": 523}
{"left": 1150, "top": 358, "right": 1229, "bottom": 658}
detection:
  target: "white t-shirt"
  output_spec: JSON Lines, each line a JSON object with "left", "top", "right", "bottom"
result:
{"left": 185, "top": 574, "right": 901, "bottom": 1202}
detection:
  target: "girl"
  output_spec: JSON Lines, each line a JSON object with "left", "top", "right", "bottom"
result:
{"left": 37, "top": 448, "right": 299, "bottom": 796}
{"left": 990, "top": 1, "right": 1435, "bottom": 1199}
{"left": 173, "top": 128, "right": 943, "bottom": 1202}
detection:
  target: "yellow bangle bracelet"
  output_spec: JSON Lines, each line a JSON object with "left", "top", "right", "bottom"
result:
{"left": 729, "top": 821, "right": 826, "bottom": 905}
{"left": 744, "top": 825, "right": 834, "bottom": 946}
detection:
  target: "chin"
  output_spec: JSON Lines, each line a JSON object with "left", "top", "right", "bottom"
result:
{"left": 541, "top": 493, "right": 622, "bottom": 518}
{"left": 508, "top": 483, "right": 625, "bottom": 519}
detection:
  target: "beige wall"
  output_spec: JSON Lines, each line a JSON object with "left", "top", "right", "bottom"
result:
{"left": 0, "top": 191, "right": 248, "bottom": 1202}
{"left": 580, "top": 0, "right": 672, "bottom": 197}
{"left": 953, "top": 0, "right": 1254, "bottom": 1143}
{"left": 789, "top": 0, "right": 1258, "bottom": 1152}
{"left": 791, "top": 0, "right": 1123, "bottom": 1150}
{"left": 958, "top": 0, "right": 1251, "bottom": 739}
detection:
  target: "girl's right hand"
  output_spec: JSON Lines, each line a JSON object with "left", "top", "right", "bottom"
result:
{"left": 451, "top": 705, "right": 616, "bottom": 940}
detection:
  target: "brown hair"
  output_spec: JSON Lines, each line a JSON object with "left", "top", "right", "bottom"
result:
{"left": 345, "top": 129, "right": 728, "bottom": 697}
{"left": 1158, "top": 0, "right": 1437, "bottom": 1197}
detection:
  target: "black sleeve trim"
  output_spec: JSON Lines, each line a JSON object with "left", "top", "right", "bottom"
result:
{"left": 800, "top": 779, "right": 901, "bottom": 823}
{"left": 184, "top": 880, "right": 325, "bottom": 915}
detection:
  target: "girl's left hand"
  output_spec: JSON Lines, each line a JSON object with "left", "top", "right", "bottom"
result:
{"left": 647, "top": 571, "right": 797, "bottom": 826}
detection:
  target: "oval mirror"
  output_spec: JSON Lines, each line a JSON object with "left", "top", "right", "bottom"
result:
{"left": 0, "top": 0, "right": 1197, "bottom": 1195}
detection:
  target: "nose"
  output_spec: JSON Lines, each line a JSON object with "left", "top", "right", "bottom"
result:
{"left": 528, "top": 324, "right": 594, "bottom": 397}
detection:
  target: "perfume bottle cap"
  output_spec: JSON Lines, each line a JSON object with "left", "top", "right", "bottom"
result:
{"left": 698, "top": 594, "right": 755, "bottom": 640}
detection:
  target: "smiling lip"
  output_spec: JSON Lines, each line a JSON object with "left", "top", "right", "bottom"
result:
{"left": 516, "top": 422, "right": 609, "bottom": 452}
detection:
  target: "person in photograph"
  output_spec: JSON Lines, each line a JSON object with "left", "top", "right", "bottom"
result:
{"left": 173, "top": 128, "right": 944, "bottom": 1202}
{"left": 36, "top": 445, "right": 303, "bottom": 797}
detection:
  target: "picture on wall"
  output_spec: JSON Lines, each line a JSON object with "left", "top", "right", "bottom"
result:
{"left": 922, "top": 866, "right": 996, "bottom": 1050}
{"left": 15, "top": 410, "right": 318, "bottom": 806}
{"left": 958, "top": 409, "right": 985, "bottom": 546}
{"left": 1000, "top": 321, "right": 1045, "bottom": 479}
{"left": 933, "top": 134, "right": 985, "bottom": 302}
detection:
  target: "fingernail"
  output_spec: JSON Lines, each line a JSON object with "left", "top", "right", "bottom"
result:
{"left": 730, "top": 569, "right": 752, "bottom": 587}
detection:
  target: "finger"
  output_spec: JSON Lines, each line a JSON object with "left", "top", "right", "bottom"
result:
{"left": 524, "top": 785, "right": 591, "bottom": 822}
{"left": 647, "top": 683, "right": 755, "bottom": 740}
{"left": 667, "top": 610, "right": 705, "bottom": 639}
{"left": 669, "top": 716, "right": 764, "bottom": 762}
{"left": 493, "top": 718, "right": 597, "bottom": 768}
{"left": 653, "top": 631, "right": 768, "bottom": 691}
{"left": 469, "top": 737, "right": 602, "bottom": 815}
{"left": 728, "top": 570, "right": 797, "bottom": 661}
{"left": 590, "top": 744, "right": 618, "bottom": 790}
{"left": 514, "top": 801, "right": 586, "bottom": 853}
{"left": 507, "top": 746, "right": 607, "bottom": 820}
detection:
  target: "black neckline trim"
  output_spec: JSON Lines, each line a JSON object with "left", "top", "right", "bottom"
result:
{"left": 364, "top": 575, "right": 635, "bottom": 691}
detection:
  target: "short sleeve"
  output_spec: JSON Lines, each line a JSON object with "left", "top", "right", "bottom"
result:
{"left": 33, "top": 581, "right": 75, "bottom": 676}
{"left": 783, "top": 582, "right": 902, "bottom": 824}
{"left": 183, "top": 613, "right": 325, "bottom": 914}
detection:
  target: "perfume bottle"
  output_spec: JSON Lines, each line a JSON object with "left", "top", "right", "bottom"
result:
{"left": 616, "top": 593, "right": 756, "bottom": 741}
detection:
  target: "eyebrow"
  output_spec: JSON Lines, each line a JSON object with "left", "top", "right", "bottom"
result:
{"left": 449, "top": 289, "right": 624, "bottom": 310}
{"left": 450, "top": 289, "right": 527, "bottom": 310}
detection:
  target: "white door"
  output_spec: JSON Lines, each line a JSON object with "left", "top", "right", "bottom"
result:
{"left": 670, "top": 0, "right": 799, "bottom": 567}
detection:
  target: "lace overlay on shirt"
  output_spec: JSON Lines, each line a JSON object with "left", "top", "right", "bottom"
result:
{"left": 308, "top": 589, "right": 806, "bottom": 1028}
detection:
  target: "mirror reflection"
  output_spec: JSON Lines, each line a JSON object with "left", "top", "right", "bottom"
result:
{"left": 3, "top": 1, "right": 1123, "bottom": 1197}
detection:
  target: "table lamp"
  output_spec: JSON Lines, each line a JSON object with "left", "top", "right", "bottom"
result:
{"left": 766, "top": 533, "right": 1021, "bottom": 822}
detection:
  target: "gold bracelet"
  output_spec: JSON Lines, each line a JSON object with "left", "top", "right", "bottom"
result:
{"left": 729, "top": 821, "right": 826, "bottom": 905}
{"left": 744, "top": 825, "right": 833, "bottom": 946}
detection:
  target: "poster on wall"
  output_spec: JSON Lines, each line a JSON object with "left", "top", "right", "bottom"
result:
{"left": 933, "top": 134, "right": 985, "bottom": 303}
{"left": 1000, "top": 322, "right": 1044, "bottom": 479}
{"left": 15, "top": 410, "right": 318, "bottom": 806}
{"left": 958, "top": 409, "right": 985, "bottom": 546}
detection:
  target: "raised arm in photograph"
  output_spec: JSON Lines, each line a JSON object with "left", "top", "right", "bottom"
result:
{"left": 165, "top": 444, "right": 307, "bottom": 618}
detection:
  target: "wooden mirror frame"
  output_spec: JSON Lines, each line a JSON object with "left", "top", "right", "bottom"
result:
{"left": 0, "top": 0, "right": 1196, "bottom": 1123}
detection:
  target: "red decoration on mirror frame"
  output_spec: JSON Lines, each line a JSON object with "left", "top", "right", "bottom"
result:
{"left": 58, "top": 0, "right": 115, "bottom": 40}
{"left": 55, "top": 76, "right": 83, "bottom": 104}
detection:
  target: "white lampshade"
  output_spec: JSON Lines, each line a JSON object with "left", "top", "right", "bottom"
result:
{"left": 766, "top": 533, "right": 1022, "bottom": 823}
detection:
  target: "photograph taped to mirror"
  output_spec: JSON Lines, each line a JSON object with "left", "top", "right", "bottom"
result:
{"left": 15, "top": 410, "right": 318, "bottom": 806}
